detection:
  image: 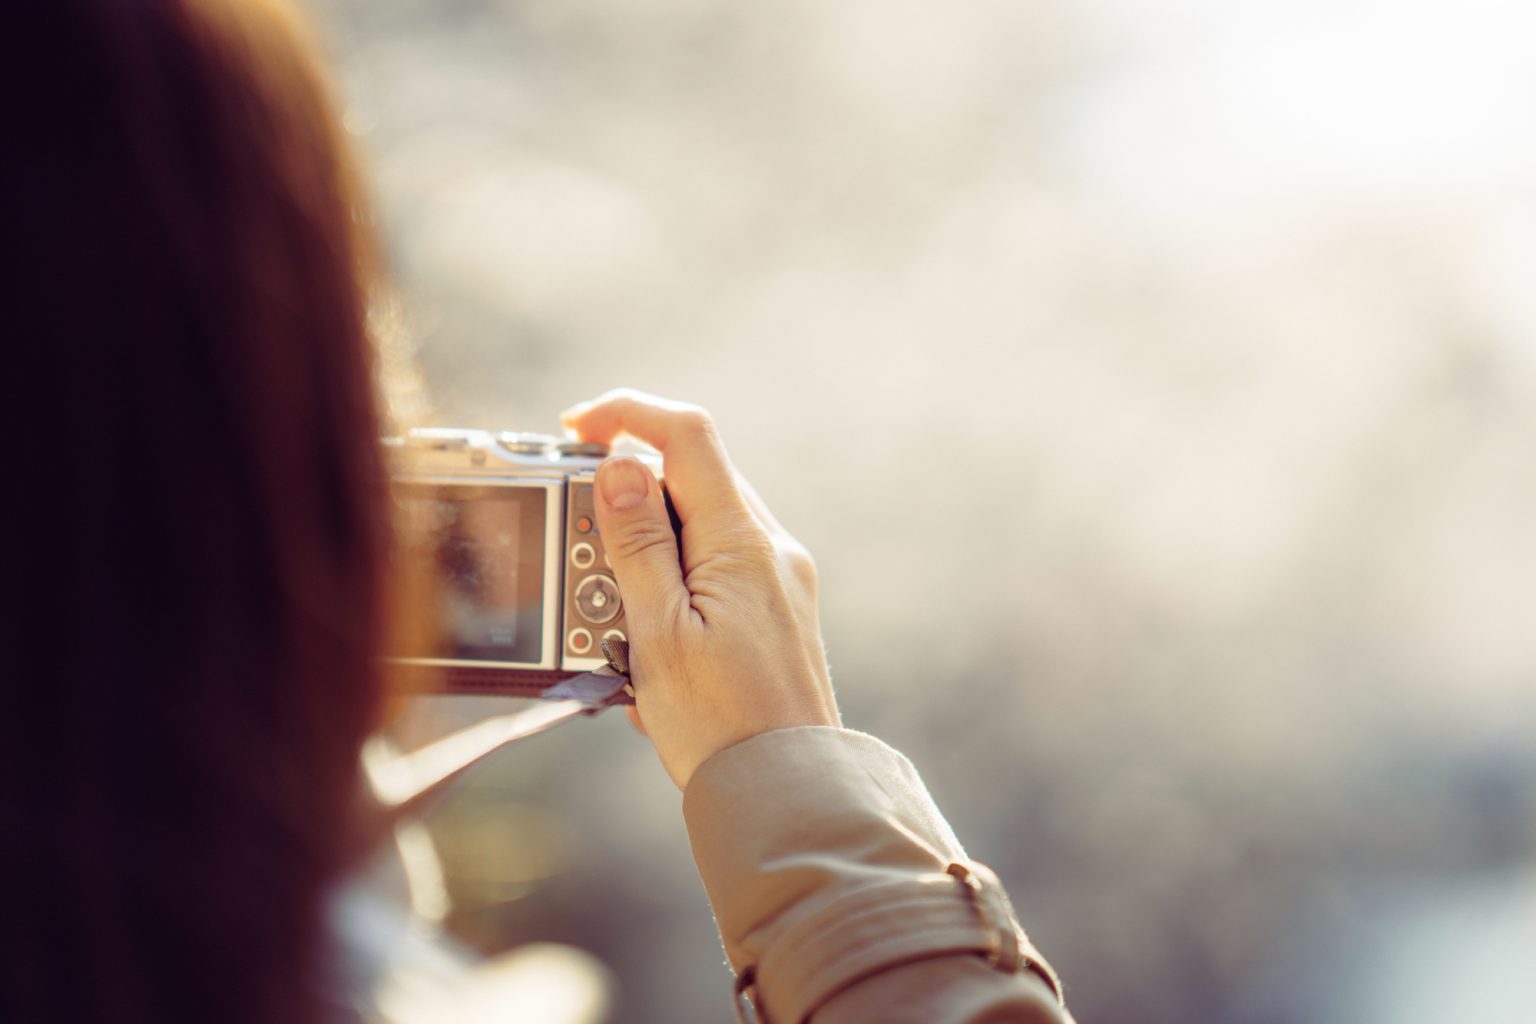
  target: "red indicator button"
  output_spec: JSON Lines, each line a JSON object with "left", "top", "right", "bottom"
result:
{"left": 575, "top": 515, "right": 594, "bottom": 534}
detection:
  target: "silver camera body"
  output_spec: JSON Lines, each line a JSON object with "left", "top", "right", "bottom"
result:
{"left": 386, "top": 428, "right": 654, "bottom": 691}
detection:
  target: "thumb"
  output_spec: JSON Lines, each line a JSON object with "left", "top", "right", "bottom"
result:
{"left": 593, "top": 456, "right": 687, "bottom": 640}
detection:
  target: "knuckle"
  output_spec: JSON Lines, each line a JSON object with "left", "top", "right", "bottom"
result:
{"left": 781, "top": 541, "right": 818, "bottom": 589}
{"left": 613, "top": 389, "right": 650, "bottom": 412}
{"left": 674, "top": 406, "right": 717, "bottom": 437}
{"left": 588, "top": 388, "right": 631, "bottom": 412}
{"left": 606, "top": 517, "right": 677, "bottom": 562}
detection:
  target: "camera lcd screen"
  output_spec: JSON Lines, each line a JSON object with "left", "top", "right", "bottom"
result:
{"left": 394, "top": 483, "right": 548, "bottom": 664}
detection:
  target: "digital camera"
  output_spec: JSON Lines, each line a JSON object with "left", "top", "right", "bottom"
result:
{"left": 385, "top": 428, "right": 659, "bottom": 694}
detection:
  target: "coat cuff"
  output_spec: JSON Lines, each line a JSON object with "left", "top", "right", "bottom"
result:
{"left": 682, "top": 727, "right": 1061, "bottom": 1023}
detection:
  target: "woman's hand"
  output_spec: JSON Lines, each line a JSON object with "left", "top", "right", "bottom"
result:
{"left": 561, "top": 389, "right": 839, "bottom": 790}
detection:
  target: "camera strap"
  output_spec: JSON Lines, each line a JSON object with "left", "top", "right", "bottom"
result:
{"left": 431, "top": 636, "right": 638, "bottom": 706}
{"left": 366, "top": 641, "right": 636, "bottom": 817}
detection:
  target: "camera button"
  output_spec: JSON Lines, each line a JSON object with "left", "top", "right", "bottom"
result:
{"left": 568, "top": 627, "right": 594, "bottom": 654}
{"left": 571, "top": 542, "right": 597, "bottom": 569}
{"left": 497, "top": 432, "right": 559, "bottom": 455}
{"left": 575, "top": 514, "right": 594, "bottom": 534}
{"left": 602, "top": 629, "right": 626, "bottom": 648}
{"left": 558, "top": 441, "right": 610, "bottom": 458}
{"left": 574, "top": 573, "right": 622, "bottom": 624}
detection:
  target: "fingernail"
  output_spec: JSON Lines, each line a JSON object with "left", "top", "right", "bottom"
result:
{"left": 598, "top": 457, "right": 648, "bottom": 510}
{"left": 560, "top": 400, "right": 593, "bottom": 425}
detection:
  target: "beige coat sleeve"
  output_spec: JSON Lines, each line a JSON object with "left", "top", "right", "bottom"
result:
{"left": 682, "top": 727, "right": 1072, "bottom": 1024}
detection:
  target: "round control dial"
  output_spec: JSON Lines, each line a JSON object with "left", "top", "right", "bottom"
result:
{"left": 573, "top": 573, "right": 622, "bottom": 624}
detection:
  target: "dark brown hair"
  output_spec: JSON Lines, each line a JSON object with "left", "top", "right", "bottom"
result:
{"left": 0, "top": 2, "right": 387, "bottom": 1021}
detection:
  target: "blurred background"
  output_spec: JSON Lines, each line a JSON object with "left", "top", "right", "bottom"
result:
{"left": 310, "top": 0, "right": 1536, "bottom": 1021}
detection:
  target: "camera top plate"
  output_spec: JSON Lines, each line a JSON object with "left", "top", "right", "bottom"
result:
{"left": 384, "top": 427, "right": 626, "bottom": 477}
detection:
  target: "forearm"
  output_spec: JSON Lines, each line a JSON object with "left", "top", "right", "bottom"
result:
{"left": 683, "top": 727, "right": 1070, "bottom": 1024}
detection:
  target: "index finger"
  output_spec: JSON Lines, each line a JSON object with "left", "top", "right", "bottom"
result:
{"left": 561, "top": 389, "right": 750, "bottom": 529}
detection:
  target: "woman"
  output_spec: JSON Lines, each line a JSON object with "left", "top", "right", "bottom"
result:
{"left": 4, "top": 3, "right": 387, "bottom": 1022}
{"left": 0, "top": 2, "right": 1070, "bottom": 1022}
